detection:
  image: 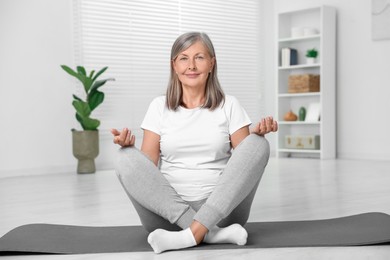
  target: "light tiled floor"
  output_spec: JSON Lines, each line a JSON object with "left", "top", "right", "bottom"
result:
{"left": 1, "top": 158, "right": 390, "bottom": 259}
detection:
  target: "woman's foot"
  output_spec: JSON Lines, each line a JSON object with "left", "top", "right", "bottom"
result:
{"left": 204, "top": 223, "right": 248, "bottom": 245}
{"left": 147, "top": 221, "right": 247, "bottom": 253}
{"left": 147, "top": 228, "right": 197, "bottom": 254}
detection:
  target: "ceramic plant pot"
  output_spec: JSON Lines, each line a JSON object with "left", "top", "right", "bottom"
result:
{"left": 306, "top": 57, "right": 316, "bottom": 64}
{"left": 72, "top": 130, "right": 99, "bottom": 173}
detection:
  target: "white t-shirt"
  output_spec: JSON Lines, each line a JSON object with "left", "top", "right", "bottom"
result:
{"left": 141, "top": 95, "right": 251, "bottom": 201}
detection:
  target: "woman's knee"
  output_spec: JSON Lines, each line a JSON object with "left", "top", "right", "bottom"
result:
{"left": 256, "top": 135, "right": 270, "bottom": 161}
{"left": 249, "top": 134, "right": 270, "bottom": 150}
{"left": 114, "top": 147, "right": 149, "bottom": 188}
{"left": 115, "top": 147, "right": 150, "bottom": 175}
{"left": 239, "top": 134, "right": 270, "bottom": 161}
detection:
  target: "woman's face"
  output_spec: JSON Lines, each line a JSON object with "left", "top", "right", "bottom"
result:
{"left": 172, "top": 41, "right": 214, "bottom": 90}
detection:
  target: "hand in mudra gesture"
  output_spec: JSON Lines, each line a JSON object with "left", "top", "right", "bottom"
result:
{"left": 251, "top": 116, "right": 278, "bottom": 136}
{"left": 111, "top": 128, "right": 136, "bottom": 147}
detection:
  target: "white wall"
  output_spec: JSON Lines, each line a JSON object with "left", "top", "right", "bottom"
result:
{"left": 0, "top": 0, "right": 76, "bottom": 177}
{"left": 266, "top": 0, "right": 390, "bottom": 160}
{"left": 1, "top": 0, "right": 389, "bottom": 178}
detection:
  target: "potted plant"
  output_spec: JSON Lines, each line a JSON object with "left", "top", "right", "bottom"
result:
{"left": 61, "top": 65, "right": 114, "bottom": 173}
{"left": 306, "top": 48, "right": 318, "bottom": 64}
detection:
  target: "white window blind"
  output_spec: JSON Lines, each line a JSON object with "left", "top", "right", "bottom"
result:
{"left": 72, "top": 0, "right": 265, "bottom": 140}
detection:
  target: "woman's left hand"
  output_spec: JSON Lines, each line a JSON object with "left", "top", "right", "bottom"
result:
{"left": 251, "top": 116, "right": 278, "bottom": 136}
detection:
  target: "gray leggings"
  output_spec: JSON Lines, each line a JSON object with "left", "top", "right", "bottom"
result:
{"left": 115, "top": 134, "right": 270, "bottom": 232}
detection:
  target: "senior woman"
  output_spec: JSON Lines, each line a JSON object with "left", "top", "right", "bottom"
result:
{"left": 111, "top": 32, "right": 277, "bottom": 253}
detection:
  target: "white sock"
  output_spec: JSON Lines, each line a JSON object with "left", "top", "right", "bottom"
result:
{"left": 203, "top": 223, "right": 248, "bottom": 245}
{"left": 147, "top": 228, "right": 197, "bottom": 254}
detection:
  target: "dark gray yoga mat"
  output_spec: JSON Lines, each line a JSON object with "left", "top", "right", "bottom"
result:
{"left": 1, "top": 212, "right": 390, "bottom": 255}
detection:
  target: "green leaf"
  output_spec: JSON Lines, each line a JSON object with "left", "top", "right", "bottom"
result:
{"left": 61, "top": 65, "right": 77, "bottom": 77}
{"left": 61, "top": 65, "right": 83, "bottom": 82}
{"left": 90, "top": 78, "right": 115, "bottom": 93}
{"left": 77, "top": 66, "right": 87, "bottom": 76}
{"left": 89, "top": 70, "right": 95, "bottom": 79}
{"left": 75, "top": 113, "right": 100, "bottom": 130}
{"left": 83, "top": 77, "right": 93, "bottom": 93}
{"left": 72, "top": 94, "right": 83, "bottom": 102}
{"left": 75, "top": 113, "right": 85, "bottom": 130}
{"left": 88, "top": 90, "right": 104, "bottom": 111}
{"left": 83, "top": 117, "right": 100, "bottom": 130}
{"left": 71, "top": 66, "right": 93, "bottom": 93}
{"left": 92, "top": 67, "right": 108, "bottom": 83}
{"left": 72, "top": 100, "right": 91, "bottom": 117}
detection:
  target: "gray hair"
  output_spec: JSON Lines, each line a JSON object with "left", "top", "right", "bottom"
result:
{"left": 166, "top": 32, "right": 225, "bottom": 110}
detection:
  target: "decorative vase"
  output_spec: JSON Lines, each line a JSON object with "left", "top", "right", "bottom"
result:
{"left": 72, "top": 130, "right": 99, "bottom": 174}
{"left": 284, "top": 110, "right": 298, "bottom": 121}
{"left": 299, "top": 107, "right": 306, "bottom": 121}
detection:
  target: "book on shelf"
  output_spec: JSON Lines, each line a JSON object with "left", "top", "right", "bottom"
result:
{"left": 281, "top": 48, "right": 298, "bottom": 67}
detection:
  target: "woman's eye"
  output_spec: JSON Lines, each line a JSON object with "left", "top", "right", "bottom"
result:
{"left": 196, "top": 56, "right": 204, "bottom": 60}
{"left": 179, "top": 57, "right": 188, "bottom": 61}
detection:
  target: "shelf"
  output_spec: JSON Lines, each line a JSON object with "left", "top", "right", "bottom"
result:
{"left": 279, "top": 34, "right": 321, "bottom": 43}
{"left": 278, "top": 92, "right": 320, "bottom": 98}
{"left": 278, "top": 121, "right": 320, "bottom": 125}
{"left": 279, "top": 64, "right": 320, "bottom": 70}
{"left": 275, "top": 6, "right": 336, "bottom": 159}
{"left": 278, "top": 148, "right": 321, "bottom": 154}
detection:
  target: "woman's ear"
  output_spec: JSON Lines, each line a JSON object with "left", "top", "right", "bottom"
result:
{"left": 172, "top": 59, "right": 176, "bottom": 72}
{"left": 210, "top": 57, "right": 215, "bottom": 71}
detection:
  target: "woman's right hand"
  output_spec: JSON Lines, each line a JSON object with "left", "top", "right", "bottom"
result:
{"left": 111, "top": 128, "right": 136, "bottom": 147}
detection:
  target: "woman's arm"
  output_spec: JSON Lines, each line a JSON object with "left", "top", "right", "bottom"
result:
{"left": 230, "top": 116, "right": 278, "bottom": 149}
{"left": 230, "top": 126, "right": 250, "bottom": 149}
{"left": 111, "top": 128, "right": 161, "bottom": 166}
{"left": 141, "top": 129, "right": 161, "bottom": 166}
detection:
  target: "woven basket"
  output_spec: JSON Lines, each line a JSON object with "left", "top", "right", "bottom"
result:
{"left": 288, "top": 74, "right": 320, "bottom": 93}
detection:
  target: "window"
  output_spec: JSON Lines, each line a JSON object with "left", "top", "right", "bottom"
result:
{"left": 73, "top": 0, "right": 264, "bottom": 140}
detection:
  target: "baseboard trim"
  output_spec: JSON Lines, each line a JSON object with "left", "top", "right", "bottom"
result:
{"left": 337, "top": 152, "right": 390, "bottom": 162}
{"left": 0, "top": 162, "right": 115, "bottom": 179}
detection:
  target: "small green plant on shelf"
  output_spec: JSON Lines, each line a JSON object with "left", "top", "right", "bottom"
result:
{"left": 306, "top": 48, "right": 318, "bottom": 58}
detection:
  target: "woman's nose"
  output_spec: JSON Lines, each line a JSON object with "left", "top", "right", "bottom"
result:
{"left": 188, "top": 58, "right": 196, "bottom": 70}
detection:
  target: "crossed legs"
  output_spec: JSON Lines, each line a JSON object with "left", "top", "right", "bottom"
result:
{"left": 115, "top": 134, "right": 270, "bottom": 253}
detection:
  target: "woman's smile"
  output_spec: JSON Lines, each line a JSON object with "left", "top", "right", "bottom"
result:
{"left": 185, "top": 73, "right": 200, "bottom": 78}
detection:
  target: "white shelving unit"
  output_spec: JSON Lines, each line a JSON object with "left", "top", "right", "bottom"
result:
{"left": 275, "top": 6, "right": 336, "bottom": 159}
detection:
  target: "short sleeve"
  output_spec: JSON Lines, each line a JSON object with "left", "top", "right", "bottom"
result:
{"left": 140, "top": 96, "right": 165, "bottom": 135}
{"left": 225, "top": 95, "right": 252, "bottom": 134}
